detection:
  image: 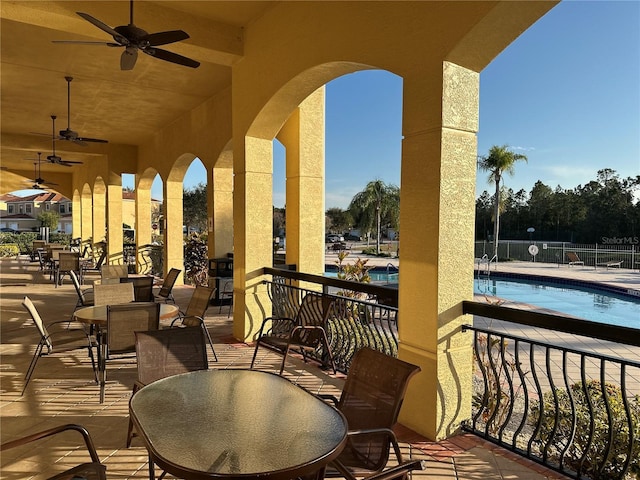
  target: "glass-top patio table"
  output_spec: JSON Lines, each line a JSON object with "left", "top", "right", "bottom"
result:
{"left": 130, "top": 369, "right": 348, "bottom": 480}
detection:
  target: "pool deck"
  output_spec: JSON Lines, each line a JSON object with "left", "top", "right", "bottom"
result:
{"left": 325, "top": 250, "right": 640, "bottom": 295}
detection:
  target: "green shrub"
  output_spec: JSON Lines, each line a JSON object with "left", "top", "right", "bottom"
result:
{"left": 183, "top": 234, "right": 208, "bottom": 286}
{"left": 529, "top": 380, "right": 640, "bottom": 479}
{"left": 0, "top": 232, "right": 38, "bottom": 254}
{"left": 0, "top": 244, "right": 20, "bottom": 257}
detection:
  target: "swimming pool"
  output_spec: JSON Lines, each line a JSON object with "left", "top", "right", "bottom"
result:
{"left": 474, "top": 277, "right": 640, "bottom": 329}
{"left": 326, "top": 269, "right": 640, "bottom": 329}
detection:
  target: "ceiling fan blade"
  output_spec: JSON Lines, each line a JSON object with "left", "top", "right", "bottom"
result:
{"left": 145, "top": 47, "right": 200, "bottom": 68}
{"left": 59, "top": 160, "right": 84, "bottom": 166}
{"left": 144, "top": 30, "right": 189, "bottom": 46}
{"left": 121, "top": 47, "right": 138, "bottom": 70}
{"left": 76, "top": 12, "right": 128, "bottom": 44}
{"left": 76, "top": 136, "right": 108, "bottom": 144}
{"left": 52, "top": 40, "right": 121, "bottom": 47}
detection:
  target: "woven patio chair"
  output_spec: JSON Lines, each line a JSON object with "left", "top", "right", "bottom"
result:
{"left": 94, "top": 282, "right": 134, "bottom": 306}
{"left": 0, "top": 424, "right": 106, "bottom": 480}
{"left": 155, "top": 267, "right": 181, "bottom": 303}
{"left": 98, "top": 302, "right": 160, "bottom": 402}
{"left": 322, "top": 347, "right": 423, "bottom": 480}
{"left": 55, "top": 251, "right": 81, "bottom": 287}
{"left": 121, "top": 276, "right": 155, "bottom": 302}
{"left": 218, "top": 279, "right": 234, "bottom": 318}
{"left": 250, "top": 290, "right": 337, "bottom": 374}
{"left": 70, "top": 270, "right": 94, "bottom": 311}
{"left": 21, "top": 296, "right": 97, "bottom": 395}
{"left": 101, "top": 264, "right": 129, "bottom": 282}
{"left": 82, "top": 248, "right": 107, "bottom": 279}
{"left": 170, "top": 284, "right": 218, "bottom": 361}
{"left": 126, "top": 326, "right": 208, "bottom": 447}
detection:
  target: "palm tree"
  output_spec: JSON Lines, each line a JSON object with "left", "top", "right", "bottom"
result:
{"left": 349, "top": 180, "right": 399, "bottom": 254}
{"left": 478, "top": 145, "right": 527, "bottom": 260}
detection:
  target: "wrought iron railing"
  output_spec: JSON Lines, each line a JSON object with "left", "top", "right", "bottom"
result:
{"left": 261, "top": 267, "right": 640, "bottom": 478}
{"left": 462, "top": 302, "right": 640, "bottom": 480}
{"left": 261, "top": 273, "right": 398, "bottom": 372}
{"left": 137, "top": 244, "right": 163, "bottom": 276}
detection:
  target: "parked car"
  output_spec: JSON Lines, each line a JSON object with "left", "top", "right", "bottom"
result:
{"left": 343, "top": 233, "right": 362, "bottom": 241}
{"left": 325, "top": 234, "right": 343, "bottom": 243}
{"left": 0, "top": 228, "right": 19, "bottom": 233}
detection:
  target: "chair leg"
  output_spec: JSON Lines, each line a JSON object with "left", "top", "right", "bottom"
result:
{"left": 126, "top": 383, "right": 140, "bottom": 448}
{"left": 250, "top": 342, "right": 261, "bottom": 369}
{"left": 199, "top": 322, "right": 218, "bottom": 362}
{"left": 22, "top": 343, "right": 44, "bottom": 395}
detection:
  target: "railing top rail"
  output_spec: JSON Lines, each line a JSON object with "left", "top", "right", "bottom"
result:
{"left": 263, "top": 266, "right": 399, "bottom": 306}
{"left": 463, "top": 300, "right": 640, "bottom": 348}
{"left": 262, "top": 279, "right": 395, "bottom": 310}
{"left": 462, "top": 323, "right": 640, "bottom": 367}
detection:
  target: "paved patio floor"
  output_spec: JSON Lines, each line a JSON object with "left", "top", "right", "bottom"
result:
{"left": 0, "top": 255, "right": 586, "bottom": 479}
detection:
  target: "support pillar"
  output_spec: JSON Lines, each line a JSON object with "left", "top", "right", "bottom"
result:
{"left": 209, "top": 162, "right": 234, "bottom": 259}
{"left": 278, "top": 87, "right": 325, "bottom": 276}
{"left": 397, "top": 62, "right": 478, "bottom": 440}
{"left": 135, "top": 181, "right": 152, "bottom": 274}
{"left": 232, "top": 136, "right": 273, "bottom": 341}
{"left": 106, "top": 180, "right": 123, "bottom": 265}
{"left": 164, "top": 179, "right": 184, "bottom": 283}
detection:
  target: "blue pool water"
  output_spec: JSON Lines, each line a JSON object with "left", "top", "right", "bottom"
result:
{"left": 475, "top": 277, "right": 640, "bottom": 329}
{"left": 326, "top": 270, "right": 640, "bottom": 329}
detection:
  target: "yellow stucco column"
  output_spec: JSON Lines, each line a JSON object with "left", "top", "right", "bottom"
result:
{"left": 397, "top": 62, "right": 478, "bottom": 440}
{"left": 72, "top": 192, "right": 81, "bottom": 239}
{"left": 232, "top": 137, "right": 273, "bottom": 341}
{"left": 106, "top": 181, "right": 123, "bottom": 264}
{"left": 278, "top": 87, "right": 325, "bottom": 276}
{"left": 209, "top": 164, "right": 234, "bottom": 258}
{"left": 135, "top": 183, "right": 152, "bottom": 274}
{"left": 164, "top": 179, "right": 184, "bottom": 281}
{"left": 92, "top": 189, "right": 106, "bottom": 248}
{"left": 81, "top": 186, "right": 92, "bottom": 245}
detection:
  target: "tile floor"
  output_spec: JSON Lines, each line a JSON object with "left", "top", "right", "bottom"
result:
{"left": 0, "top": 256, "right": 573, "bottom": 479}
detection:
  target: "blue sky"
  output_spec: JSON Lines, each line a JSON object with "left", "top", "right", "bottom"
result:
{"left": 28, "top": 2, "right": 640, "bottom": 208}
{"left": 179, "top": 1, "right": 639, "bottom": 209}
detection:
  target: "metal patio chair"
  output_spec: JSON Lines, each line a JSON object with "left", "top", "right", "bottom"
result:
{"left": 155, "top": 267, "right": 181, "bottom": 303}
{"left": 250, "top": 290, "right": 337, "bottom": 374}
{"left": 171, "top": 284, "right": 218, "bottom": 361}
{"left": 121, "top": 276, "right": 155, "bottom": 302}
{"left": 21, "top": 296, "right": 97, "bottom": 395}
{"left": 0, "top": 424, "right": 106, "bottom": 480}
{"left": 322, "top": 347, "right": 423, "bottom": 480}
{"left": 126, "top": 326, "right": 208, "bottom": 448}
{"left": 93, "top": 281, "right": 134, "bottom": 306}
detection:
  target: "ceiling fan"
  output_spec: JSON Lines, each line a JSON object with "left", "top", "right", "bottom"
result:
{"left": 53, "top": 0, "right": 200, "bottom": 70}
{"left": 46, "top": 116, "right": 84, "bottom": 167}
{"left": 24, "top": 153, "right": 58, "bottom": 190}
{"left": 57, "top": 76, "right": 108, "bottom": 146}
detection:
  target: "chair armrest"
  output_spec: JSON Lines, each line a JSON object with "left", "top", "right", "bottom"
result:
{"left": 333, "top": 459, "right": 425, "bottom": 480}
{"left": 317, "top": 393, "right": 339, "bottom": 406}
{"left": 0, "top": 424, "right": 102, "bottom": 464}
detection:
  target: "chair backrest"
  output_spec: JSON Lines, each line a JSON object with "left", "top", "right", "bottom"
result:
{"left": 286, "top": 292, "right": 336, "bottom": 347}
{"left": 135, "top": 326, "right": 208, "bottom": 386}
{"left": 94, "top": 282, "right": 134, "bottom": 306}
{"left": 267, "top": 279, "right": 302, "bottom": 320}
{"left": 158, "top": 268, "right": 181, "bottom": 299}
{"left": 337, "top": 347, "right": 421, "bottom": 471}
{"left": 93, "top": 249, "right": 107, "bottom": 269}
{"left": 567, "top": 252, "right": 581, "bottom": 262}
{"left": 107, "top": 302, "right": 160, "bottom": 354}
{"left": 58, "top": 252, "right": 80, "bottom": 272}
{"left": 22, "top": 296, "right": 51, "bottom": 350}
{"left": 121, "top": 276, "right": 155, "bottom": 302}
{"left": 69, "top": 270, "right": 89, "bottom": 305}
{"left": 184, "top": 284, "right": 216, "bottom": 318}
{"left": 101, "top": 264, "right": 128, "bottom": 280}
